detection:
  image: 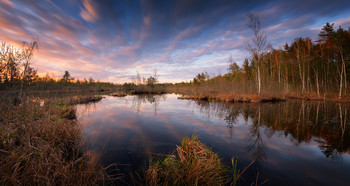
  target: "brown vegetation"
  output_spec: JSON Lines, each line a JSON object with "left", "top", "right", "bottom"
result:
{"left": 145, "top": 135, "right": 257, "bottom": 185}
{"left": 145, "top": 136, "right": 227, "bottom": 185}
{"left": 178, "top": 92, "right": 284, "bottom": 103}
{"left": 68, "top": 95, "right": 103, "bottom": 105}
{"left": 110, "top": 92, "right": 127, "bottom": 97}
{"left": 130, "top": 88, "right": 166, "bottom": 95}
{"left": 0, "top": 96, "right": 109, "bottom": 185}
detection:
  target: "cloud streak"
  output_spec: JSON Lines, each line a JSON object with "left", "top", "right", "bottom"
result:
{"left": 0, "top": 0, "right": 350, "bottom": 83}
{"left": 80, "top": 0, "right": 99, "bottom": 22}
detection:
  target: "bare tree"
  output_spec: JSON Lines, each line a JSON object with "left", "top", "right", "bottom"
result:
{"left": 153, "top": 69, "right": 158, "bottom": 84}
{"left": 136, "top": 71, "right": 141, "bottom": 85}
{"left": 246, "top": 13, "right": 266, "bottom": 95}
{"left": 18, "top": 37, "right": 39, "bottom": 98}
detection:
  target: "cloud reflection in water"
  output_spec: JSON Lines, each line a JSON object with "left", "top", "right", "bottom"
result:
{"left": 77, "top": 94, "right": 350, "bottom": 185}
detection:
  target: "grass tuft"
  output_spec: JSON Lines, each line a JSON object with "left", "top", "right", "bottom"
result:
{"left": 145, "top": 136, "right": 227, "bottom": 185}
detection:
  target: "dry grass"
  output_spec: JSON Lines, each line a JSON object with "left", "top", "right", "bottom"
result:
{"left": 131, "top": 90, "right": 166, "bottom": 95}
{"left": 145, "top": 136, "right": 227, "bottom": 185}
{"left": 170, "top": 80, "right": 287, "bottom": 103}
{"left": 110, "top": 92, "right": 127, "bottom": 97}
{"left": 130, "top": 85, "right": 167, "bottom": 95}
{"left": 68, "top": 95, "right": 103, "bottom": 105}
{"left": 178, "top": 93, "right": 284, "bottom": 103}
{"left": 0, "top": 96, "right": 110, "bottom": 185}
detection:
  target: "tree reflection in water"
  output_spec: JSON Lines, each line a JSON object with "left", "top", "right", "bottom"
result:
{"left": 76, "top": 95, "right": 350, "bottom": 185}
{"left": 191, "top": 100, "right": 350, "bottom": 161}
{"left": 130, "top": 94, "right": 164, "bottom": 115}
{"left": 247, "top": 106, "right": 267, "bottom": 171}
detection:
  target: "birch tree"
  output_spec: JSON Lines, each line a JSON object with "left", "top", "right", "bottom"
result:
{"left": 246, "top": 13, "right": 266, "bottom": 95}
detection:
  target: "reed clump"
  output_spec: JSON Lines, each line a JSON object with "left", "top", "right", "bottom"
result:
{"left": 145, "top": 136, "right": 227, "bottom": 185}
{"left": 68, "top": 95, "right": 103, "bottom": 105}
{"left": 110, "top": 92, "right": 127, "bottom": 97}
{"left": 0, "top": 97, "right": 109, "bottom": 185}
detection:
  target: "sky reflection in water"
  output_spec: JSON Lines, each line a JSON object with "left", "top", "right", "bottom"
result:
{"left": 77, "top": 94, "right": 350, "bottom": 185}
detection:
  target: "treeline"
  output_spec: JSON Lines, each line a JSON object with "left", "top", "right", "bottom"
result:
{"left": 122, "top": 70, "right": 171, "bottom": 93}
{"left": 181, "top": 22, "right": 350, "bottom": 99}
{"left": 0, "top": 40, "right": 117, "bottom": 92}
{"left": 0, "top": 39, "right": 170, "bottom": 93}
{"left": 30, "top": 71, "right": 117, "bottom": 91}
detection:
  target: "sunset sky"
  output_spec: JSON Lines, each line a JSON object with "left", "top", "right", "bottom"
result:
{"left": 1, "top": 0, "right": 350, "bottom": 83}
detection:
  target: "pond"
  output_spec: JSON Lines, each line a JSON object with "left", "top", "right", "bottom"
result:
{"left": 76, "top": 94, "right": 350, "bottom": 185}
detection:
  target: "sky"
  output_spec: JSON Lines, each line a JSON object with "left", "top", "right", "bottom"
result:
{"left": 1, "top": 0, "right": 350, "bottom": 83}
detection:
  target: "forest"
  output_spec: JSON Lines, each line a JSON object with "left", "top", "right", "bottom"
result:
{"left": 174, "top": 22, "right": 350, "bottom": 101}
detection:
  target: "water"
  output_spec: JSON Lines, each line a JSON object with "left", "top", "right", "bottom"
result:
{"left": 77, "top": 94, "right": 350, "bottom": 185}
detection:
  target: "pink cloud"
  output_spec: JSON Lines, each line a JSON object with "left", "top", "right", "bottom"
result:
{"left": 1, "top": 0, "right": 13, "bottom": 7}
{"left": 334, "top": 17, "right": 350, "bottom": 28}
{"left": 80, "top": 0, "right": 99, "bottom": 22}
{"left": 143, "top": 15, "right": 151, "bottom": 26}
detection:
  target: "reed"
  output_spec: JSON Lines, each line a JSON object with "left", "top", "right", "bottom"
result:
{"left": 145, "top": 136, "right": 227, "bottom": 185}
{"left": 0, "top": 95, "right": 109, "bottom": 185}
{"left": 68, "top": 95, "right": 103, "bottom": 105}
{"left": 145, "top": 135, "right": 258, "bottom": 185}
{"left": 110, "top": 92, "right": 127, "bottom": 97}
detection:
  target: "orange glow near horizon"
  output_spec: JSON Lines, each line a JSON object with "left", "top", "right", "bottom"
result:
{"left": 1, "top": 0, "right": 350, "bottom": 83}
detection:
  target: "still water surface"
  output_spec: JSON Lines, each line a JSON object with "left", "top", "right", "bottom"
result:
{"left": 77, "top": 94, "right": 350, "bottom": 185}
